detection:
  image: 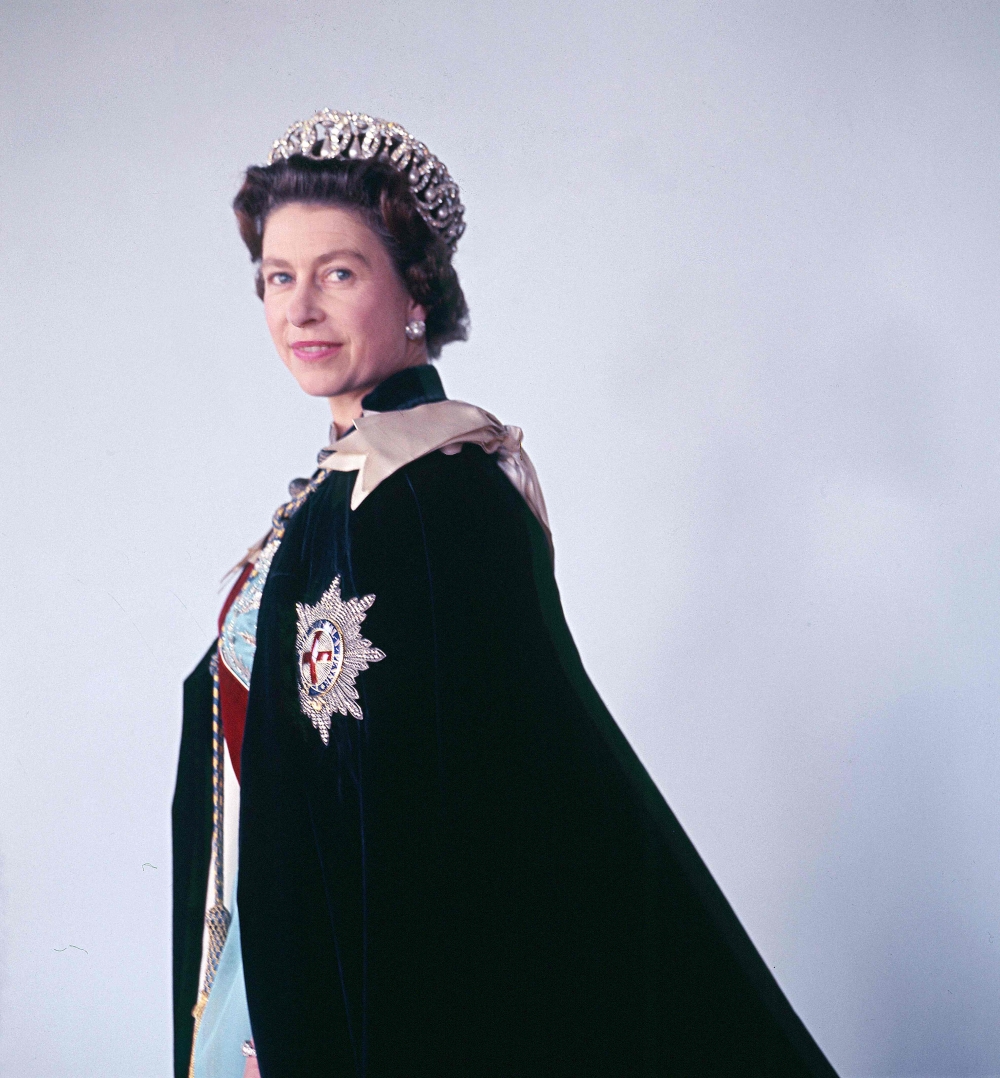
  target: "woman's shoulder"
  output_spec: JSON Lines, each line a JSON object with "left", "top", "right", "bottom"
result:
{"left": 351, "top": 443, "right": 540, "bottom": 566}
{"left": 390, "top": 442, "right": 526, "bottom": 525}
{"left": 319, "top": 399, "right": 553, "bottom": 569}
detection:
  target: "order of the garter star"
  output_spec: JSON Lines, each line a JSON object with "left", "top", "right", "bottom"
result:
{"left": 295, "top": 576, "right": 386, "bottom": 741}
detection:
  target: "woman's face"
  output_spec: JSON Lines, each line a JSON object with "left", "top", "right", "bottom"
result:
{"left": 260, "top": 202, "right": 426, "bottom": 406}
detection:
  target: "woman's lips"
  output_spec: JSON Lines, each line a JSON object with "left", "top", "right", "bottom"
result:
{"left": 289, "top": 341, "right": 343, "bottom": 362}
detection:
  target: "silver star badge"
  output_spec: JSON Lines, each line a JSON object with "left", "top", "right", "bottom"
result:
{"left": 295, "top": 576, "right": 386, "bottom": 742}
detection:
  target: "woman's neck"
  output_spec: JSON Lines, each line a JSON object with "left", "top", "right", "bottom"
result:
{"left": 328, "top": 387, "right": 367, "bottom": 439}
{"left": 327, "top": 355, "right": 428, "bottom": 437}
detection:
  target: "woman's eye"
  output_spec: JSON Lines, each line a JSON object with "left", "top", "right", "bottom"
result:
{"left": 268, "top": 272, "right": 293, "bottom": 286}
{"left": 328, "top": 268, "right": 353, "bottom": 283}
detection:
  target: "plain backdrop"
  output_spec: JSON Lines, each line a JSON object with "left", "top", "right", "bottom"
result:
{"left": 2, "top": 2, "right": 1000, "bottom": 1075}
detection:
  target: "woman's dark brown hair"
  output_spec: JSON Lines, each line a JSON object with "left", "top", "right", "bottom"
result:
{"left": 233, "top": 155, "right": 468, "bottom": 358}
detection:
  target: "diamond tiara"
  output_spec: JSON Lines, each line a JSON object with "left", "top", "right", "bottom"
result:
{"left": 267, "top": 110, "right": 465, "bottom": 252}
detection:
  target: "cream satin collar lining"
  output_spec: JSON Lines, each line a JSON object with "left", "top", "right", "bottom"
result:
{"left": 322, "top": 400, "right": 553, "bottom": 560}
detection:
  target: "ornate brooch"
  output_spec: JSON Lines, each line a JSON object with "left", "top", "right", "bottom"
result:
{"left": 294, "top": 577, "right": 386, "bottom": 742}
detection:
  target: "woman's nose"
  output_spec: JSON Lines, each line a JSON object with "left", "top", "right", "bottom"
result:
{"left": 286, "top": 283, "right": 324, "bottom": 327}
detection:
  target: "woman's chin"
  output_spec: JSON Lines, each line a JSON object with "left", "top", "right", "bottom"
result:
{"left": 290, "top": 367, "right": 351, "bottom": 399}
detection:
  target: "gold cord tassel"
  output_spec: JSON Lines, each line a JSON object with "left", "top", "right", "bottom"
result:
{"left": 189, "top": 649, "right": 231, "bottom": 1078}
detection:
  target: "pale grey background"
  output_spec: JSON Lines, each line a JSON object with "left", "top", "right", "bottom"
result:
{"left": 1, "top": 1, "right": 998, "bottom": 1075}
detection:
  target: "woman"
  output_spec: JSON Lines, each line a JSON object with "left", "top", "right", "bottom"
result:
{"left": 173, "top": 111, "right": 838, "bottom": 1078}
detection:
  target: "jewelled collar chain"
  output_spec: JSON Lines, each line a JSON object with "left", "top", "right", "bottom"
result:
{"left": 270, "top": 461, "right": 333, "bottom": 541}
{"left": 230, "top": 452, "right": 336, "bottom": 576}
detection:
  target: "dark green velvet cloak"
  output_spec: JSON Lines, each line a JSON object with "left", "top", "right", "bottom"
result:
{"left": 174, "top": 367, "right": 837, "bottom": 1078}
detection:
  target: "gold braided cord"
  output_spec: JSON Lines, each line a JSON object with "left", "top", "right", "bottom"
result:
{"left": 189, "top": 649, "right": 231, "bottom": 1078}
{"left": 209, "top": 653, "right": 226, "bottom": 912}
{"left": 193, "top": 464, "right": 335, "bottom": 1074}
